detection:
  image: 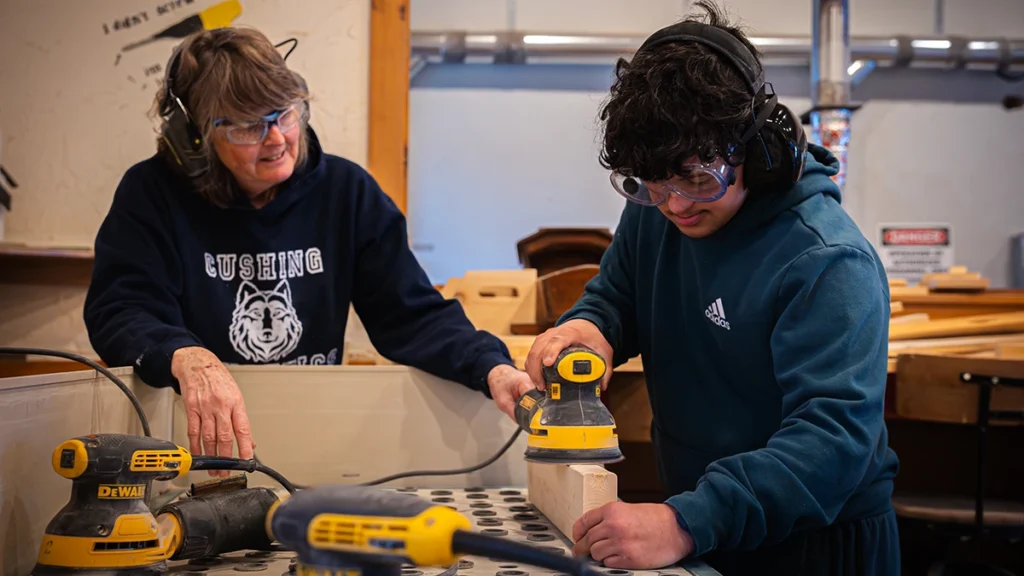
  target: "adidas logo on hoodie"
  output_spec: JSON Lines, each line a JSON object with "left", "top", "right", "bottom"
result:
{"left": 705, "top": 297, "right": 730, "bottom": 331}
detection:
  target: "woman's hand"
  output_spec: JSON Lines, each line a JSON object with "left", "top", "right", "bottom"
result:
{"left": 524, "top": 319, "right": 614, "bottom": 390}
{"left": 171, "top": 346, "right": 255, "bottom": 476}
{"left": 487, "top": 364, "right": 537, "bottom": 420}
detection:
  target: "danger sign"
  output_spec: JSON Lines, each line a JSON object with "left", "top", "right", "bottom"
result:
{"left": 882, "top": 228, "right": 950, "bottom": 246}
{"left": 878, "top": 223, "right": 954, "bottom": 284}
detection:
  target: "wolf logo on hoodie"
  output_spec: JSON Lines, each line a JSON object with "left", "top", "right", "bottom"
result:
{"left": 229, "top": 279, "right": 303, "bottom": 362}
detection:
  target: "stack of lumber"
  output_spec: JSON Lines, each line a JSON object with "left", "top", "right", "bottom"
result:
{"left": 887, "top": 266, "right": 1024, "bottom": 371}
{"left": 419, "top": 266, "right": 1024, "bottom": 374}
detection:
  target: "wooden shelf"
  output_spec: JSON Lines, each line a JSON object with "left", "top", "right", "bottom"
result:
{"left": 0, "top": 243, "right": 94, "bottom": 286}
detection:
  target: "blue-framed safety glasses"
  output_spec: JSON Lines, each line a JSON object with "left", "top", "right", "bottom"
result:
{"left": 213, "top": 103, "right": 306, "bottom": 145}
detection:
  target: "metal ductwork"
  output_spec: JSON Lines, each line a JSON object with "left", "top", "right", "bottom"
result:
{"left": 410, "top": 32, "right": 1024, "bottom": 76}
{"left": 809, "top": 0, "right": 852, "bottom": 192}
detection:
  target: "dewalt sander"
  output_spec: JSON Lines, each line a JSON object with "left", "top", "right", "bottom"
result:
{"left": 267, "top": 484, "right": 602, "bottom": 576}
{"left": 31, "top": 433, "right": 288, "bottom": 575}
{"left": 513, "top": 345, "right": 623, "bottom": 464}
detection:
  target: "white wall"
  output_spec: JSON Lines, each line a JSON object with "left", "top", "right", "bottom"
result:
{"left": 0, "top": 0, "right": 370, "bottom": 353}
{"left": 406, "top": 0, "right": 1024, "bottom": 286}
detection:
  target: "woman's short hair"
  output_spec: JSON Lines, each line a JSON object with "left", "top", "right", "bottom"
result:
{"left": 152, "top": 26, "right": 310, "bottom": 207}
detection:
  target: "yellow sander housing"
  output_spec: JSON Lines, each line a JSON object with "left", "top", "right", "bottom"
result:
{"left": 31, "top": 434, "right": 192, "bottom": 575}
{"left": 514, "top": 345, "right": 624, "bottom": 464}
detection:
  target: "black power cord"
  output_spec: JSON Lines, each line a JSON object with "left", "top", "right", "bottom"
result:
{"left": 2, "top": 346, "right": 525, "bottom": 491}
{"left": 191, "top": 456, "right": 298, "bottom": 493}
{"left": 1, "top": 347, "right": 152, "bottom": 437}
{"left": 359, "top": 428, "right": 523, "bottom": 487}
{"left": 0, "top": 347, "right": 297, "bottom": 493}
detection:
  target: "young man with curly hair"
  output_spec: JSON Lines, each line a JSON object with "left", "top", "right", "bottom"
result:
{"left": 507, "top": 2, "right": 902, "bottom": 574}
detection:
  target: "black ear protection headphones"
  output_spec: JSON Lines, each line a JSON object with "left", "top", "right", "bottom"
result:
{"left": 158, "top": 35, "right": 304, "bottom": 179}
{"left": 636, "top": 21, "right": 807, "bottom": 191}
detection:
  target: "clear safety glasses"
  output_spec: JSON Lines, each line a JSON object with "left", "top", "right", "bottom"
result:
{"left": 609, "top": 156, "right": 736, "bottom": 206}
{"left": 213, "top": 104, "right": 307, "bottom": 145}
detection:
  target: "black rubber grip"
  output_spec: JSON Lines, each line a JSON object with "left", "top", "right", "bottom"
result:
{"left": 159, "top": 487, "right": 280, "bottom": 560}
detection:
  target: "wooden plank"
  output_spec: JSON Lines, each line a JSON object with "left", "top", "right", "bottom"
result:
{"left": 891, "top": 285, "right": 930, "bottom": 298}
{"left": 888, "top": 312, "right": 1024, "bottom": 341}
{"left": 895, "top": 290, "right": 1024, "bottom": 320}
{"left": 888, "top": 333, "right": 1024, "bottom": 353}
{"left": 367, "top": 0, "right": 409, "bottom": 214}
{"left": 890, "top": 313, "right": 930, "bottom": 325}
{"left": 997, "top": 343, "right": 1024, "bottom": 359}
{"left": 526, "top": 463, "right": 617, "bottom": 542}
{"left": 921, "top": 266, "right": 991, "bottom": 292}
{"left": 890, "top": 301, "right": 904, "bottom": 314}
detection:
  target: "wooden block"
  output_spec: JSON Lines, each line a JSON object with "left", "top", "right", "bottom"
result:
{"left": 527, "top": 463, "right": 617, "bottom": 542}
{"left": 888, "top": 278, "right": 909, "bottom": 287}
{"left": 440, "top": 270, "right": 538, "bottom": 334}
{"left": 890, "top": 313, "right": 930, "bottom": 325}
{"left": 891, "top": 285, "right": 930, "bottom": 298}
{"left": 890, "top": 301, "right": 904, "bottom": 314}
{"left": 921, "top": 266, "right": 990, "bottom": 292}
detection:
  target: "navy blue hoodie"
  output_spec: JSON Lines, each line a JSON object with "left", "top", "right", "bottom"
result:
{"left": 560, "top": 144, "right": 899, "bottom": 556}
{"left": 84, "top": 127, "right": 514, "bottom": 394}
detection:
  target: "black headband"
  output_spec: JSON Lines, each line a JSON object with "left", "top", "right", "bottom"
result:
{"left": 636, "top": 21, "right": 764, "bottom": 96}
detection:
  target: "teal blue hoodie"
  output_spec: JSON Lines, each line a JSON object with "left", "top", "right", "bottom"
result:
{"left": 560, "top": 144, "right": 899, "bottom": 556}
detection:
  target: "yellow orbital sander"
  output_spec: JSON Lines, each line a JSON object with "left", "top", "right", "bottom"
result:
{"left": 31, "top": 434, "right": 284, "bottom": 575}
{"left": 513, "top": 345, "right": 624, "bottom": 464}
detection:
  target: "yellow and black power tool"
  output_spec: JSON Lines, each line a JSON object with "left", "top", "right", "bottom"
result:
{"left": 31, "top": 433, "right": 284, "bottom": 575}
{"left": 266, "top": 484, "right": 600, "bottom": 576}
{"left": 514, "top": 345, "right": 623, "bottom": 464}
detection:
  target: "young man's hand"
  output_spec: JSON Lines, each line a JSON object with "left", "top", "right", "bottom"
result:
{"left": 487, "top": 364, "right": 536, "bottom": 420}
{"left": 525, "top": 318, "right": 614, "bottom": 390}
{"left": 171, "top": 346, "right": 256, "bottom": 476}
{"left": 572, "top": 502, "right": 695, "bottom": 569}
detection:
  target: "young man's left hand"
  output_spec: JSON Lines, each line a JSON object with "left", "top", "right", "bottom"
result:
{"left": 572, "top": 502, "right": 695, "bottom": 569}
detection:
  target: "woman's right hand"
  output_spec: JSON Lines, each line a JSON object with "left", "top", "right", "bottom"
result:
{"left": 524, "top": 319, "right": 615, "bottom": 391}
{"left": 171, "top": 346, "right": 255, "bottom": 476}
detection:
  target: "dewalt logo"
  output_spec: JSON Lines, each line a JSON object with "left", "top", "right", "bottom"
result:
{"left": 97, "top": 484, "right": 146, "bottom": 499}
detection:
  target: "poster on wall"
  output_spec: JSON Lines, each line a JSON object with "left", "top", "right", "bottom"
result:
{"left": 878, "top": 223, "right": 954, "bottom": 284}
{"left": 102, "top": 0, "right": 244, "bottom": 92}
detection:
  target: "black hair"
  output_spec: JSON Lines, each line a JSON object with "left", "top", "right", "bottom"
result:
{"left": 598, "top": 0, "right": 787, "bottom": 193}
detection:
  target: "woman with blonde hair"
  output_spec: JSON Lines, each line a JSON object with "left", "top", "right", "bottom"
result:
{"left": 84, "top": 26, "right": 533, "bottom": 469}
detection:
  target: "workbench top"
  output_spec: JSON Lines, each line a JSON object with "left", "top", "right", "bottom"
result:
{"left": 165, "top": 487, "right": 721, "bottom": 576}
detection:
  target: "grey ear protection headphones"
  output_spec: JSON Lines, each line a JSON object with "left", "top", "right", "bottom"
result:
{"left": 158, "top": 36, "right": 303, "bottom": 178}
{"left": 636, "top": 21, "right": 808, "bottom": 191}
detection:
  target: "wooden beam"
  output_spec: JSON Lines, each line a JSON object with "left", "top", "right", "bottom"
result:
{"left": 368, "top": 0, "right": 410, "bottom": 214}
{"left": 526, "top": 463, "right": 618, "bottom": 542}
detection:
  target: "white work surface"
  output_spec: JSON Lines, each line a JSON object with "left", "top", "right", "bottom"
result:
{"left": 159, "top": 486, "right": 719, "bottom": 576}
{"left": 0, "top": 365, "right": 524, "bottom": 575}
